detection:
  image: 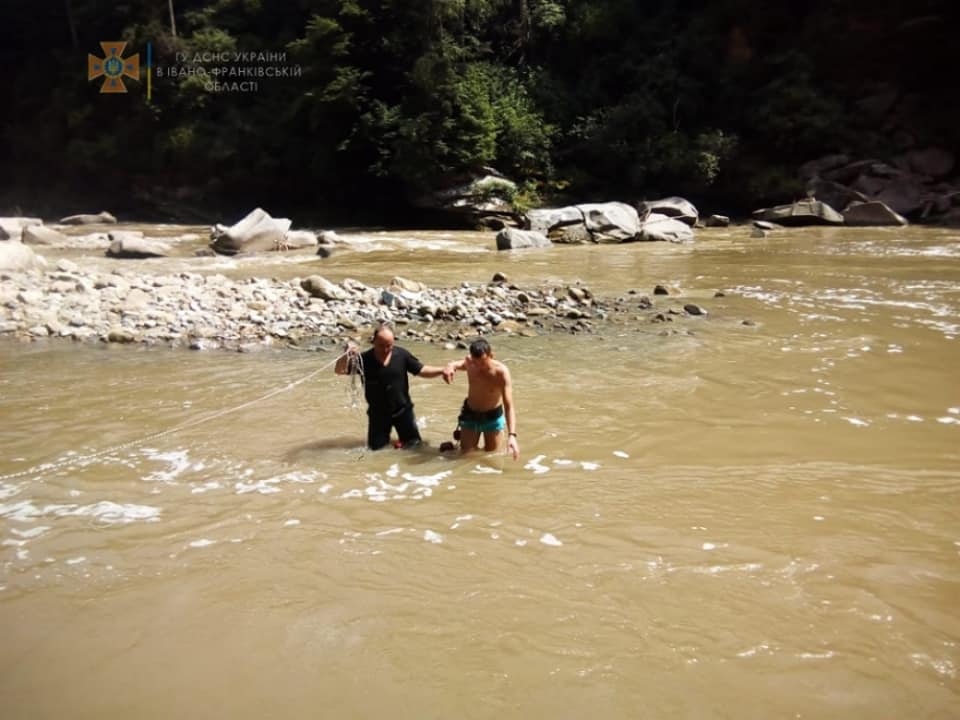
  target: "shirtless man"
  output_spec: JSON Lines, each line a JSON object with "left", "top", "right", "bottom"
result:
{"left": 445, "top": 338, "right": 519, "bottom": 460}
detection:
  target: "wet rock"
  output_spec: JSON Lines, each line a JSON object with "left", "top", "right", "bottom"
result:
{"left": 22, "top": 225, "right": 68, "bottom": 246}
{"left": 495, "top": 228, "right": 551, "bottom": 250}
{"left": 703, "top": 214, "right": 731, "bottom": 227}
{"left": 59, "top": 211, "right": 118, "bottom": 225}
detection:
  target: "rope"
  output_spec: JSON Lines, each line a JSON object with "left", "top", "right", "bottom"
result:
{"left": 0, "top": 351, "right": 349, "bottom": 484}
{"left": 347, "top": 350, "right": 364, "bottom": 409}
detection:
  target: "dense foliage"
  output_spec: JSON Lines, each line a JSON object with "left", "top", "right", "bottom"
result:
{"left": 1, "top": 0, "right": 956, "bottom": 223}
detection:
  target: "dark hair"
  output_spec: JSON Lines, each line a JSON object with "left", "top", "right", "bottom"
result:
{"left": 469, "top": 338, "right": 492, "bottom": 358}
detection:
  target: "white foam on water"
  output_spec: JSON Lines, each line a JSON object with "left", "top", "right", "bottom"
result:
{"left": 949, "top": 407, "right": 959, "bottom": 415}
{"left": 234, "top": 478, "right": 282, "bottom": 495}
{"left": 471, "top": 464, "right": 502, "bottom": 474}
{"left": 10, "top": 525, "right": 50, "bottom": 539}
{"left": 797, "top": 651, "right": 835, "bottom": 660}
{"left": 386, "top": 463, "right": 400, "bottom": 478}
{"left": 540, "top": 533, "right": 562, "bottom": 547}
{"left": 65, "top": 557, "right": 86, "bottom": 565}
{"left": 525, "top": 454, "right": 551, "bottom": 474}
{"left": 191, "top": 481, "right": 222, "bottom": 494}
{"left": 188, "top": 539, "right": 216, "bottom": 548}
{"left": 906, "top": 415, "right": 924, "bottom": 422}
{"left": 702, "top": 542, "right": 716, "bottom": 550}
{"left": 0, "top": 500, "right": 161, "bottom": 524}
{"left": 515, "top": 539, "right": 527, "bottom": 547}
{"left": 0, "top": 481, "right": 22, "bottom": 500}
{"left": 423, "top": 529, "right": 443, "bottom": 544}
{"left": 401, "top": 470, "right": 452, "bottom": 487}
{"left": 283, "top": 519, "right": 300, "bottom": 527}
{"left": 580, "top": 462, "right": 601, "bottom": 471}
{"left": 844, "top": 417, "right": 870, "bottom": 427}
{"left": 552, "top": 458, "right": 574, "bottom": 466}
{"left": 234, "top": 470, "right": 322, "bottom": 495}
{"left": 141, "top": 449, "right": 192, "bottom": 483}
{"left": 936, "top": 416, "right": 958, "bottom": 425}
{"left": 613, "top": 450, "right": 630, "bottom": 458}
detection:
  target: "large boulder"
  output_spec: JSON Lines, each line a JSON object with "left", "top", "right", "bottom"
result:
{"left": 210, "top": 208, "right": 293, "bottom": 255}
{"left": 0, "top": 217, "right": 43, "bottom": 241}
{"left": 579, "top": 202, "right": 641, "bottom": 243}
{"left": 874, "top": 177, "right": 927, "bottom": 217}
{"left": 638, "top": 213, "right": 695, "bottom": 243}
{"left": 0, "top": 241, "right": 47, "bottom": 271}
{"left": 301, "top": 275, "right": 348, "bottom": 301}
{"left": 106, "top": 232, "right": 172, "bottom": 258}
{"left": 752, "top": 199, "right": 844, "bottom": 226}
{"left": 842, "top": 201, "right": 908, "bottom": 226}
{"left": 805, "top": 178, "right": 868, "bottom": 214}
{"left": 525, "top": 207, "right": 584, "bottom": 235}
{"left": 59, "top": 211, "right": 117, "bottom": 225}
{"left": 495, "top": 228, "right": 552, "bottom": 251}
{"left": 637, "top": 196, "right": 699, "bottom": 226}
{"left": 21, "top": 225, "right": 68, "bottom": 245}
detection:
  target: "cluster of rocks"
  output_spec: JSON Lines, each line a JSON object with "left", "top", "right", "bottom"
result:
{"left": 0, "top": 255, "right": 718, "bottom": 352}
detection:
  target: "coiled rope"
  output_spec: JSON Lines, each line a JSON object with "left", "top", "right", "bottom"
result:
{"left": 0, "top": 350, "right": 351, "bottom": 484}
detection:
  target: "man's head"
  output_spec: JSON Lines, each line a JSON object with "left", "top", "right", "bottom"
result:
{"left": 469, "top": 338, "right": 492, "bottom": 359}
{"left": 372, "top": 322, "right": 395, "bottom": 361}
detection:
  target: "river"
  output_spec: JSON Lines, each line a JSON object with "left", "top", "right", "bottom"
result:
{"left": 1, "top": 224, "right": 958, "bottom": 719}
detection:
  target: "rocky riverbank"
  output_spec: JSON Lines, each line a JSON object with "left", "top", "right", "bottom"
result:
{"left": 0, "top": 258, "right": 720, "bottom": 353}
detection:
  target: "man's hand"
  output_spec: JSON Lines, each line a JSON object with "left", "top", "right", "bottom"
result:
{"left": 442, "top": 362, "right": 456, "bottom": 384}
{"left": 345, "top": 341, "right": 359, "bottom": 356}
{"left": 507, "top": 434, "right": 519, "bottom": 461}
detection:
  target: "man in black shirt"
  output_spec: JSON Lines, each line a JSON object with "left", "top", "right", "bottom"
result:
{"left": 335, "top": 322, "right": 453, "bottom": 449}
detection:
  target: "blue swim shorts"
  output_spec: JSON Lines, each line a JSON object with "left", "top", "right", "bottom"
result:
{"left": 458, "top": 402, "right": 506, "bottom": 433}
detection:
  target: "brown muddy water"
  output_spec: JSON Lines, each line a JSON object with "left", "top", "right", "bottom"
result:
{"left": 1, "top": 225, "right": 959, "bottom": 719}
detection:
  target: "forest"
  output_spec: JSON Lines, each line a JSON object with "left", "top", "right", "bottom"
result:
{"left": 1, "top": 0, "right": 956, "bottom": 224}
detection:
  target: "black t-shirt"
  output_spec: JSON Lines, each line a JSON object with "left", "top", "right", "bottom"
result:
{"left": 361, "top": 346, "right": 424, "bottom": 415}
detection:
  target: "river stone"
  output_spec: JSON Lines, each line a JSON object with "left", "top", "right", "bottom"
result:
{"left": 578, "top": 202, "right": 641, "bottom": 243}
{"left": 390, "top": 276, "right": 428, "bottom": 293}
{"left": 0, "top": 217, "right": 43, "bottom": 241}
{"left": 0, "top": 243, "right": 47, "bottom": 271}
{"left": 843, "top": 201, "right": 908, "bottom": 226}
{"left": 752, "top": 199, "right": 844, "bottom": 226}
{"left": 639, "top": 213, "right": 695, "bottom": 243}
{"left": 301, "top": 275, "right": 348, "bottom": 301}
{"left": 22, "top": 225, "right": 68, "bottom": 245}
{"left": 495, "top": 228, "right": 551, "bottom": 250}
{"left": 60, "top": 211, "right": 118, "bottom": 225}
{"left": 637, "top": 196, "right": 699, "bottom": 226}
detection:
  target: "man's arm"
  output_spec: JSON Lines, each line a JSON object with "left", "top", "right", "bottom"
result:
{"left": 501, "top": 366, "right": 519, "bottom": 460}
{"left": 417, "top": 363, "right": 454, "bottom": 384}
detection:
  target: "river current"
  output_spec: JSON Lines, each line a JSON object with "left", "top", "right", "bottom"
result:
{"left": 1, "top": 225, "right": 958, "bottom": 718}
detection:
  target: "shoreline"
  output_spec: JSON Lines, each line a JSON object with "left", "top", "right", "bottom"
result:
{"left": 0, "top": 259, "right": 726, "bottom": 354}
